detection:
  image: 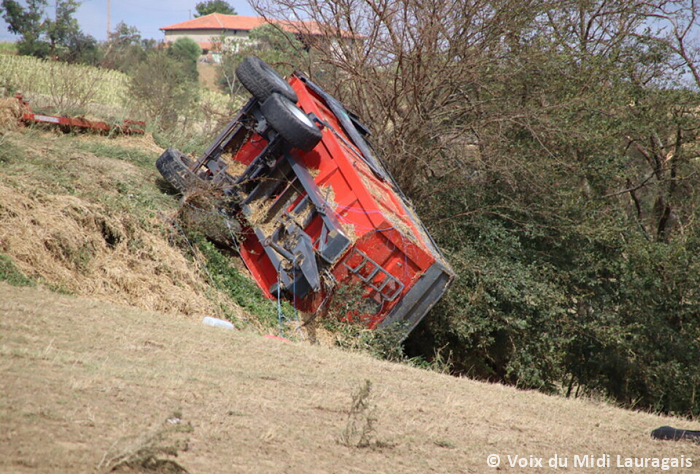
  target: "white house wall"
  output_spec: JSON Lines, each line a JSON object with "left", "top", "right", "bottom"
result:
{"left": 163, "top": 29, "right": 251, "bottom": 44}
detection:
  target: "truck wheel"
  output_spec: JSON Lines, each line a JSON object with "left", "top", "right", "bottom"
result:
{"left": 261, "top": 93, "right": 323, "bottom": 152}
{"left": 235, "top": 56, "right": 298, "bottom": 103}
{"left": 156, "top": 149, "right": 205, "bottom": 193}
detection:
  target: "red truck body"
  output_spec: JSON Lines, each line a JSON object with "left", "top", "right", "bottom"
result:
{"left": 157, "top": 59, "right": 454, "bottom": 335}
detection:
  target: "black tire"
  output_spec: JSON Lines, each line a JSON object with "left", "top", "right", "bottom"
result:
{"left": 235, "top": 56, "right": 298, "bottom": 103}
{"left": 261, "top": 93, "right": 323, "bottom": 152}
{"left": 156, "top": 149, "right": 205, "bottom": 193}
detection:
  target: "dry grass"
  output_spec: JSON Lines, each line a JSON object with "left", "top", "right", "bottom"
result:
{"left": 220, "top": 153, "right": 250, "bottom": 177}
{"left": 1, "top": 283, "right": 698, "bottom": 473}
{"left": 0, "top": 97, "right": 22, "bottom": 132}
{"left": 0, "top": 128, "right": 244, "bottom": 322}
{"left": 197, "top": 63, "right": 220, "bottom": 91}
{"left": 319, "top": 184, "right": 357, "bottom": 242}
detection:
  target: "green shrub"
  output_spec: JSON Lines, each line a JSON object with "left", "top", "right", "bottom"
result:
{"left": 0, "top": 254, "right": 34, "bottom": 287}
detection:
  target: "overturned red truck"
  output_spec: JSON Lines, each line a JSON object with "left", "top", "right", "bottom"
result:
{"left": 156, "top": 56, "right": 454, "bottom": 336}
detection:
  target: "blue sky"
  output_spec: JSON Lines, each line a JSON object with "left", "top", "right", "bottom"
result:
{"left": 0, "top": 0, "right": 257, "bottom": 42}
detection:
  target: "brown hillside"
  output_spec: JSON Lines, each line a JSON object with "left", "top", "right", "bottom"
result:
{"left": 0, "top": 128, "right": 244, "bottom": 321}
{"left": 1, "top": 283, "right": 698, "bottom": 473}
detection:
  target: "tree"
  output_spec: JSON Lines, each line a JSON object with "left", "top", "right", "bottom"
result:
{"left": 45, "top": 0, "right": 80, "bottom": 57}
{"left": 169, "top": 37, "right": 202, "bottom": 80}
{"left": 100, "top": 22, "right": 148, "bottom": 72}
{"left": 1, "top": 0, "right": 50, "bottom": 57}
{"left": 62, "top": 30, "right": 99, "bottom": 64}
{"left": 253, "top": 0, "right": 700, "bottom": 416}
{"left": 218, "top": 23, "right": 306, "bottom": 96}
{"left": 195, "top": 0, "right": 236, "bottom": 17}
{"left": 0, "top": 0, "right": 97, "bottom": 62}
{"left": 129, "top": 50, "right": 198, "bottom": 128}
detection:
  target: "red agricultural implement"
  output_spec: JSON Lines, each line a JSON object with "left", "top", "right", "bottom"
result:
{"left": 15, "top": 93, "right": 145, "bottom": 135}
{"left": 156, "top": 56, "right": 454, "bottom": 336}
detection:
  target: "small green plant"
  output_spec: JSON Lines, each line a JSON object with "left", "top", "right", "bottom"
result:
{"left": 197, "top": 239, "right": 295, "bottom": 330}
{"left": 0, "top": 139, "right": 23, "bottom": 164}
{"left": 0, "top": 254, "right": 34, "bottom": 287}
{"left": 340, "top": 379, "right": 377, "bottom": 448}
{"left": 433, "top": 439, "right": 455, "bottom": 448}
{"left": 408, "top": 345, "right": 454, "bottom": 375}
{"left": 325, "top": 280, "right": 369, "bottom": 323}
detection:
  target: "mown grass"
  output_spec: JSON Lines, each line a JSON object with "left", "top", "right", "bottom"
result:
{"left": 0, "top": 127, "right": 303, "bottom": 334}
{"left": 74, "top": 140, "right": 156, "bottom": 169}
{"left": 0, "top": 137, "right": 23, "bottom": 164}
{"left": 2, "top": 283, "right": 697, "bottom": 474}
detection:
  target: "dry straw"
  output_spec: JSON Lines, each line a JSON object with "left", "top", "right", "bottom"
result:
{"left": 0, "top": 134, "right": 243, "bottom": 321}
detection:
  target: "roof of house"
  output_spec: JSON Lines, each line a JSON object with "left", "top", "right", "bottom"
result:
{"left": 160, "top": 13, "right": 356, "bottom": 38}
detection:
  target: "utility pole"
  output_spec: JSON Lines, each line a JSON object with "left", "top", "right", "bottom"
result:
{"left": 107, "top": 0, "right": 112, "bottom": 37}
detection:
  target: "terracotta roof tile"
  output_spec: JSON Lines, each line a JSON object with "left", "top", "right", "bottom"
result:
{"left": 160, "top": 13, "right": 357, "bottom": 38}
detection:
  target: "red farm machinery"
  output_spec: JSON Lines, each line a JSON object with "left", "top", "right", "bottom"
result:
{"left": 156, "top": 56, "right": 454, "bottom": 336}
{"left": 14, "top": 93, "right": 145, "bottom": 135}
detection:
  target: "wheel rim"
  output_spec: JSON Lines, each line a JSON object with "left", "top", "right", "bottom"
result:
{"left": 284, "top": 100, "right": 315, "bottom": 129}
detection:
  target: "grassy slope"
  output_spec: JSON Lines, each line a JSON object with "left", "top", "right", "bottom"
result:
{"left": 0, "top": 126, "right": 256, "bottom": 324}
{"left": 1, "top": 282, "right": 698, "bottom": 474}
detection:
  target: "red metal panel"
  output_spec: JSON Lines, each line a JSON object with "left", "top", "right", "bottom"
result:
{"left": 226, "top": 75, "right": 441, "bottom": 328}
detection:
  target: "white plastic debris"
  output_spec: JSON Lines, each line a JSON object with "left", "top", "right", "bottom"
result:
{"left": 202, "top": 316, "right": 234, "bottom": 330}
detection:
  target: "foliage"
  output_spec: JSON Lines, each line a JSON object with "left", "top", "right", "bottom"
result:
{"left": 100, "top": 22, "right": 151, "bottom": 73}
{"left": 0, "top": 0, "right": 98, "bottom": 63}
{"left": 217, "top": 24, "right": 307, "bottom": 96}
{"left": 197, "top": 240, "right": 294, "bottom": 330}
{"left": 254, "top": 0, "right": 700, "bottom": 416}
{"left": 61, "top": 31, "right": 99, "bottom": 65}
{"left": 1, "top": 0, "right": 47, "bottom": 56}
{"left": 195, "top": 0, "right": 237, "bottom": 17}
{"left": 168, "top": 37, "right": 202, "bottom": 80}
{"left": 128, "top": 50, "right": 198, "bottom": 127}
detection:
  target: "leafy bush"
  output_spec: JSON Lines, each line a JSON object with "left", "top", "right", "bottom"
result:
{"left": 168, "top": 37, "right": 201, "bottom": 81}
{"left": 128, "top": 51, "right": 198, "bottom": 128}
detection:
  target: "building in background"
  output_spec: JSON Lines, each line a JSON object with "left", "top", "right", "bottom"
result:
{"left": 160, "top": 13, "right": 356, "bottom": 62}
